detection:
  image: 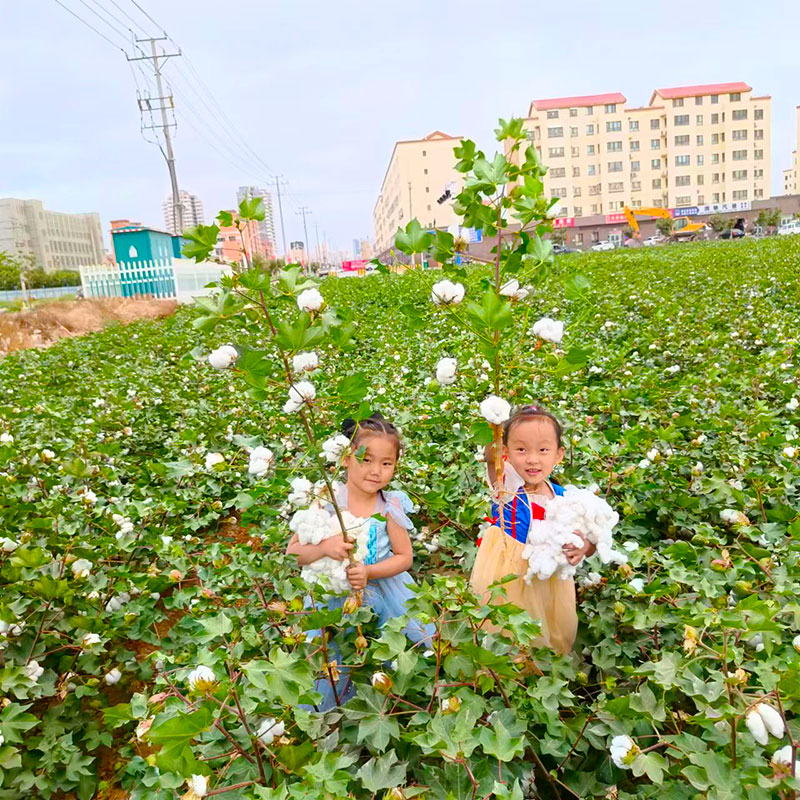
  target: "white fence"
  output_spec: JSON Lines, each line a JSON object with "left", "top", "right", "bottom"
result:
{"left": 79, "top": 258, "right": 230, "bottom": 304}
{"left": 0, "top": 286, "right": 78, "bottom": 303}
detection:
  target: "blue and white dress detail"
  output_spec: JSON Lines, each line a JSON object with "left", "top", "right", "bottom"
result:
{"left": 301, "top": 484, "right": 434, "bottom": 711}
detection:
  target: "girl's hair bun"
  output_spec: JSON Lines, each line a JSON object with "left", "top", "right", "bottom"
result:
{"left": 341, "top": 417, "right": 358, "bottom": 439}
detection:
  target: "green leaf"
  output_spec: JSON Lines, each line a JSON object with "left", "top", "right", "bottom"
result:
{"left": 148, "top": 706, "right": 213, "bottom": 749}
{"left": 102, "top": 703, "right": 134, "bottom": 729}
{"left": 197, "top": 612, "right": 233, "bottom": 642}
{"left": 216, "top": 210, "right": 234, "bottom": 228}
{"left": 182, "top": 224, "right": 220, "bottom": 262}
{"left": 478, "top": 718, "right": 526, "bottom": 762}
{"left": 238, "top": 195, "right": 266, "bottom": 221}
{"left": 0, "top": 703, "right": 38, "bottom": 744}
{"left": 337, "top": 373, "right": 368, "bottom": 405}
{"left": 565, "top": 272, "right": 591, "bottom": 301}
{"left": 395, "top": 219, "right": 433, "bottom": 255}
{"left": 346, "top": 687, "right": 401, "bottom": 752}
{"left": 494, "top": 117, "right": 525, "bottom": 142}
{"left": 466, "top": 290, "right": 513, "bottom": 333}
{"left": 243, "top": 649, "right": 313, "bottom": 706}
{"left": 357, "top": 751, "right": 408, "bottom": 792}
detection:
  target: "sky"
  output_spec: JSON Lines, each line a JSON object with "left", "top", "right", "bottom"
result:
{"left": 2, "top": 0, "right": 799, "bottom": 257}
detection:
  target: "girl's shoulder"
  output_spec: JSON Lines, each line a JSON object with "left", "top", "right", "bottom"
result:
{"left": 550, "top": 480, "right": 566, "bottom": 497}
{"left": 381, "top": 489, "right": 416, "bottom": 532}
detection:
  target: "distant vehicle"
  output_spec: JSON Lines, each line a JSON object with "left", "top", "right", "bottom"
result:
{"left": 553, "top": 244, "right": 578, "bottom": 255}
{"left": 591, "top": 240, "right": 615, "bottom": 252}
{"left": 642, "top": 235, "right": 664, "bottom": 247}
{"left": 720, "top": 218, "right": 746, "bottom": 239}
{"left": 777, "top": 220, "right": 800, "bottom": 236}
{"left": 623, "top": 205, "right": 706, "bottom": 242}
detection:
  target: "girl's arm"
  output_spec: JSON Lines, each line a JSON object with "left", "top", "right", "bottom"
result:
{"left": 346, "top": 516, "right": 413, "bottom": 590}
{"left": 485, "top": 442, "right": 500, "bottom": 488}
{"left": 286, "top": 531, "right": 353, "bottom": 565}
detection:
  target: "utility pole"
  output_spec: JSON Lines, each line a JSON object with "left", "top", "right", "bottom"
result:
{"left": 273, "top": 176, "right": 288, "bottom": 262}
{"left": 129, "top": 37, "right": 183, "bottom": 234}
{"left": 408, "top": 181, "right": 415, "bottom": 267}
{"left": 296, "top": 206, "right": 312, "bottom": 272}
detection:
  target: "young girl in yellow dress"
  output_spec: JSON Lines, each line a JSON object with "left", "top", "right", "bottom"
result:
{"left": 470, "top": 405, "right": 595, "bottom": 654}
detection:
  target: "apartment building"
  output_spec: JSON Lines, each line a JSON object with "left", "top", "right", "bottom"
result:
{"left": 237, "top": 186, "right": 277, "bottom": 259}
{"left": 373, "top": 131, "right": 463, "bottom": 255}
{"left": 782, "top": 106, "right": 800, "bottom": 194}
{"left": 0, "top": 198, "right": 105, "bottom": 271}
{"left": 512, "top": 82, "right": 771, "bottom": 221}
{"left": 163, "top": 190, "right": 205, "bottom": 236}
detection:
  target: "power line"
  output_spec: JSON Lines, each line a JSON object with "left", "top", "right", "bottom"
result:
{"left": 128, "top": 0, "right": 164, "bottom": 33}
{"left": 104, "top": 0, "right": 152, "bottom": 34}
{"left": 80, "top": 0, "right": 132, "bottom": 41}
{"left": 51, "top": 0, "right": 127, "bottom": 51}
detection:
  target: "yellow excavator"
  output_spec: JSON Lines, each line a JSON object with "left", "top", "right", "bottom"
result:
{"left": 623, "top": 206, "right": 707, "bottom": 242}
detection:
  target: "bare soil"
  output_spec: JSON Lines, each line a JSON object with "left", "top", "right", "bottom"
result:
{"left": 0, "top": 298, "right": 177, "bottom": 355}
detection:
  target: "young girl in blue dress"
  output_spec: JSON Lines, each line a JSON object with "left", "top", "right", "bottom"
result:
{"left": 287, "top": 413, "right": 432, "bottom": 710}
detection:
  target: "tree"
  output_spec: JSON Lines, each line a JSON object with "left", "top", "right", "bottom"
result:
{"left": 707, "top": 214, "right": 732, "bottom": 233}
{"left": 551, "top": 227, "right": 567, "bottom": 246}
{"left": 655, "top": 217, "right": 674, "bottom": 237}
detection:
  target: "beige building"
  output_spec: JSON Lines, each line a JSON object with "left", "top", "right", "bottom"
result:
{"left": 511, "top": 82, "right": 771, "bottom": 222}
{"left": 0, "top": 198, "right": 105, "bottom": 271}
{"left": 373, "top": 131, "right": 463, "bottom": 255}
{"left": 782, "top": 105, "right": 800, "bottom": 194}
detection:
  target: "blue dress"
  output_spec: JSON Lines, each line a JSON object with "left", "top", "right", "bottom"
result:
{"left": 490, "top": 478, "right": 566, "bottom": 543}
{"left": 301, "top": 484, "right": 434, "bottom": 711}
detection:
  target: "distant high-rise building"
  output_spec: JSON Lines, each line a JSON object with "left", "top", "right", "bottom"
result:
{"left": 289, "top": 241, "right": 305, "bottom": 264}
{"left": 782, "top": 105, "right": 800, "bottom": 194}
{"left": 352, "top": 238, "right": 361, "bottom": 258}
{"left": 237, "top": 186, "right": 277, "bottom": 260}
{"left": 360, "top": 239, "right": 373, "bottom": 259}
{"left": 0, "top": 198, "right": 104, "bottom": 271}
{"left": 163, "top": 190, "right": 205, "bottom": 235}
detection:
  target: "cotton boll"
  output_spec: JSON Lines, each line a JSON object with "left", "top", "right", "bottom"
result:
{"left": 746, "top": 708, "right": 769, "bottom": 746}
{"left": 532, "top": 317, "right": 564, "bottom": 344}
{"left": 287, "top": 477, "right": 314, "bottom": 507}
{"left": 320, "top": 435, "right": 350, "bottom": 463}
{"left": 431, "top": 280, "right": 465, "bottom": 305}
{"left": 756, "top": 703, "right": 785, "bottom": 739}
{"left": 292, "top": 351, "right": 319, "bottom": 373}
{"left": 297, "top": 288, "right": 324, "bottom": 312}
{"left": 435, "top": 357, "right": 458, "bottom": 386}
{"left": 208, "top": 345, "right": 238, "bottom": 370}
{"left": 480, "top": 395, "right": 511, "bottom": 425}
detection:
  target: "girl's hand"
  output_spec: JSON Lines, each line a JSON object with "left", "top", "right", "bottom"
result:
{"left": 563, "top": 532, "right": 596, "bottom": 566}
{"left": 322, "top": 537, "right": 354, "bottom": 561}
{"left": 346, "top": 563, "right": 369, "bottom": 590}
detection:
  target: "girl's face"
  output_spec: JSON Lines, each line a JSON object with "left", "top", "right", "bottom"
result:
{"left": 504, "top": 418, "right": 564, "bottom": 490}
{"left": 344, "top": 433, "right": 398, "bottom": 495}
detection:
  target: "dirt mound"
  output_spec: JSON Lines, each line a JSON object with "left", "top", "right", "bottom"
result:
{"left": 0, "top": 298, "right": 177, "bottom": 355}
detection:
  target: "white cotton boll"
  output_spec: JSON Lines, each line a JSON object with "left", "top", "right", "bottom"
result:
{"left": 292, "top": 351, "right": 319, "bottom": 373}
{"left": 105, "top": 668, "right": 122, "bottom": 685}
{"left": 638, "top": 458, "right": 651, "bottom": 469}
{"left": 187, "top": 665, "right": 216, "bottom": 691}
{"left": 747, "top": 708, "right": 769, "bottom": 745}
{"left": 1, "top": 537, "right": 19, "bottom": 552}
{"left": 431, "top": 279, "right": 466, "bottom": 305}
{"left": 321, "top": 435, "right": 350, "bottom": 464}
{"left": 435, "top": 357, "right": 458, "bottom": 386}
{"left": 289, "top": 507, "right": 332, "bottom": 545}
{"left": 208, "top": 345, "right": 238, "bottom": 370}
{"left": 71, "top": 558, "right": 92, "bottom": 579}
{"left": 628, "top": 578, "right": 645, "bottom": 593}
{"left": 532, "top": 317, "right": 564, "bottom": 344}
{"left": 787, "top": 397, "right": 799, "bottom": 411}
{"left": 205, "top": 452, "right": 225, "bottom": 470}
{"left": 646, "top": 448, "right": 659, "bottom": 462}
{"left": 0, "top": 432, "right": 13, "bottom": 444}
{"left": 666, "top": 364, "right": 681, "bottom": 374}
{"left": 783, "top": 446, "right": 798, "bottom": 459}
{"left": 480, "top": 395, "right": 511, "bottom": 425}
{"left": 284, "top": 381, "right": 316, "bottom": 414}
{"left": 499, "top": 279, "right": 530, "bottom": 300}
{"left": 720, "top": 508, "right": 748, "bottom": 526}
{"left": 756, "top": 703, "right": 785, "bottom": 739}
{"left": 297, "top": 288, "right": 324, "bottom": 312}
{"left": 609, "top": 734, "right": 636, "bottom": 768}
{"left": 23, "top": 660, "right": 44, "bottom": 682}
{"left": 81, "top": 633, "right": 102, "bottom": 648}
{"left": 287, "top": 477, "right": 315, "bottom": 508}
{"left": 248, "top": 446, "right": 274, "bottom": 476}
{"left": 187, "top": 775, "right": 208, "bottom": 798}
{"left": 772, "top": 745, "right": 800, "bottom": 777}
{"left": 257, "top": 717, "right": 286, "bottom": 745}
{"left": 581, "top": 571, "right": 602, "bottom": 587}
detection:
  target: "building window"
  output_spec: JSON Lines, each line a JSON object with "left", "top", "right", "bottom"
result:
{"left": 586, "top": 124, "right": 595, "bottom": 135}
{"left": 427, "top": 204, "right": 431, "bottom": 211}
{"left": 607, "top": 141, "right": 622, "bottom": 152}
{"left": 588, "top": 164, "right": 597, "bottom": 175}
{"left": 711, "top": 153, "right": 720, "bottom": 164}
{"left": 630, "top": 140, "right": 640, "bottom": 151}
{"left": 730, "top": 92, "right": 741, "bottom": 101}
{"left": 631, "top": 181, "right": 641, "bottom": 190}
{"left": 697, "top": 175, "right": 704, "bottom": 185}
{"left": 552, "top": 187, "right": 568, "bottom": 198}
{"left": 651, "top": 158, "right": 661, "bottom": 169}
{"left": 712, "top": 193, "right": 720, "bottom": 202}
{"left": 695, "top": 96, "right": 703, "bottom": 106}
{"left": 605, "top": 103, "right": 616, "bottom": 113}
{"left": 732, "top": 129, "right": 748, "bottom": 140}
{"left": 732, "top": 149, "right": 747, "bottom": 161}
{"left": 674, "top": 134, "right": 690, "bottom": 146}
{"left": 589, "top": 184, "right": 601, "bottom": 195}
{"left": 424, "top": 168, "right": 428, "bottom": 174}
{"left": 712, "top": 173, "right": 720, "bottom": 183}
{"left": 574, "top": 208, "right": 582, "bottom": 218}
{"left": 711, "top": 113, "right": 719, "bottom": 124}
{"left": 591, "top": 229, "right": 600, "bottom": 240}
{"left": 754, "top": 188, "right": 764, "bottom": 198}
{"left": 732, "top": 109, "right": 747, "bottom": 121}
{"left": 425, "top": 186, "right": 430, "bottom": 192}
{"left": 673, "top": 98, "right": 684, "bottom": 107}
{"left": 651, "top": 138, "right": 660, "bottom": 150}
{"left": 548, "top": 127, "right": 564, "bottom": 138}
{"left": 587, "top": 144, "right": 596, "bottom": 155}
{"left": 608, "top": 181, "right": 624, "bottom": 192}
{"left": 755, "top": 108, "right": 764, "bottom": 120}
{"left": 574, "top": 232, "right": 583, "bottom": 243}
{"left": 676, "top": 196, "right": 692, "bottom": 206}
{"left": 696, "top": 134, "right": 704, "bottom": 146}
{"left": 607, "top": 120, "right": 622, "bottom": 132}
{"left": 525, "top": 129, "right": 537, "bottom": 141}
{"left": 711, "top": 133, "right": 720, "bottom": 144}
{"left": 548, "top": 147, "right": 565, "bottom": 157}
{"left": 547, "top": 110, "right": 559, "bottom": 119}
{"left": 607, "top": 161, "right": 623, "bottom": 172}
{"left": 550, "top": 167, "right": 566, "bottom": 178}
{"left": 711, "top": 94, "right": 719, "bottom": 104}
{"left": 698, "top": 195, "right": 705, "bottom": 204}
{"left": 754, "top": 129, "right": 764, "bottom": 140}
{"left": 675, "top": 155, "right": 690, "bottom": 166}
{"left": 571, "top": 146, "right": 580, "bottom": 157}
{"left": 572, "top": 166, "right": 581, "bottom": 177}
{"left": 732, "top": 189, "right": 748, "bottom": 200}
{"left": 674, "top": 114, "right": 690, "bottom": 126}
{"left": 609, "top": 201, "right": 624, "bottom": 211}
{"left": 631, "top": 160, "right": 640, "bottom": 171}
{"left": 732, "top": 170, "right": 747, "bottom": 180}
{"left": 754, "top": 168, "right": 764, "bottom": 178}
{"left": 573, "top": 186, "right": 582, "bottom": 196}
{"left": 755, "top": 149, "right": 764, "bottom": 160}
{"left": 570, "top": 126, "right": 578, "bottom": 137}
{"left": 650, "top": 119, "right": 660, "bottom": 130}
{"left": 696, "top": 115, "right": 703, "bottom": 125}
{"left": 585, "top": 106, "right": 594, "bottom": 115}
{"left": 570, "top": 108, "right": 578, "bottom": 117}
{"left": 652, "top": 178, "right": 662, "bottom": 189}
{"left": 422, "top": 150, "right": 426, "bottom": 156}
{"left": 675, "top": 175, "right": 691, "bottom": 186}
{"left": 629, "top": 120, "right": 639, "bottom": 131}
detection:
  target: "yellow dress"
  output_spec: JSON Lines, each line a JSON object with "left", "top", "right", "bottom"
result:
{"left": 469, "top": 486, "right": 578, "bottom": 655}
